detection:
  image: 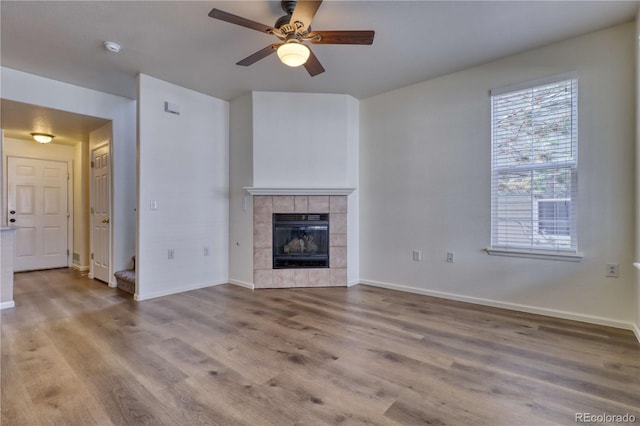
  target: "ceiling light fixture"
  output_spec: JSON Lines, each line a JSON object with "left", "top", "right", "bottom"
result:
{"left": 276, "top": 40, "right": 310, "bottom": 67}
{"left": 30, "top": 133, "right": 54, "bottom": 144}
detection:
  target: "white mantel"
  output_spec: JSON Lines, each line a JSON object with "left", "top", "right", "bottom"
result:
{"left": 245, "top": 187, "right": 355, "bottom": 196}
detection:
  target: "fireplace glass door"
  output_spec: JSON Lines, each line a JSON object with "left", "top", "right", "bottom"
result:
{"left": 273, "top": 214, "right": 329, "bottom": 269}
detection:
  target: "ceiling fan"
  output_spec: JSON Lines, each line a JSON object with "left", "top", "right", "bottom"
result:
{"left": 208, "top": 0, "right": 375, "bottom": 76}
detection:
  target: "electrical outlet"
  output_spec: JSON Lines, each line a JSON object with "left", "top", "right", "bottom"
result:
{"left": 606, "top": 263, "right": 619, "bottom": 278}
{"left": 204, "top": 247, "right": 210, "bottom": 256}
{"left": 413, "top": 250, "right": 422, "bottom": 261}
{"left": 168, "top": 249, "right": 174, "bottom": 260}
{"left": 446, "top": 252, "right": 455, "bottom": 263}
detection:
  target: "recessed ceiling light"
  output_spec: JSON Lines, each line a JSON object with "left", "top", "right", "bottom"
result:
{"left": 103, "top": 41, "right": 121, "bottom": 53}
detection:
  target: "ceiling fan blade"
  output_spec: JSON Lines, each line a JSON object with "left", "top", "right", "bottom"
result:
{"left": 236, "top": 44, "right": 280, "bottom": 66}
{"left": 309, "top": 30, "right": 375, "bottom": 45}
{"left": 209, "top": 8, "right": 274, "bottom": 34}
{"left": 290, "top": 1, "right": 323, "bottom": 33}
{"left": 304, "top": 49, "right": 325, "bottom": 77}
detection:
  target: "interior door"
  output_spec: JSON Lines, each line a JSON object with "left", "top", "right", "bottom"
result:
{"left": 7, "top": 156, "right": 69, "bottom": 271}
{"left": 91, "top": 143, "right": 110, "bottom": 283}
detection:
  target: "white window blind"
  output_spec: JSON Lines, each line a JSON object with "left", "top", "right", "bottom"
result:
{"left": 490, "top": 76, "right": 578, "bottom": 253}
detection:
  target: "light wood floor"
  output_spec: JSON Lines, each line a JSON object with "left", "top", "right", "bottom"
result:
{"left": 2, "top": 269, "right": 639, "bottom": 425}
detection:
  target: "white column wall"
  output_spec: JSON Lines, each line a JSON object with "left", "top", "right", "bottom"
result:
{"left": 136, "top": 74, "right": 229, "bottom": 300}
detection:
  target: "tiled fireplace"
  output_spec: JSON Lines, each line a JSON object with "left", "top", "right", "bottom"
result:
{"left": 253, "top": 195, "right": 347, "bottom": 288}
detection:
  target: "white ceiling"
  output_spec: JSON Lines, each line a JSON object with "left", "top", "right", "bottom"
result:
{"left": 1, "top": 99, "right": 109, "bottom": 145}
{"left": 0, "top": 1, "right": 637, "bottom": 143}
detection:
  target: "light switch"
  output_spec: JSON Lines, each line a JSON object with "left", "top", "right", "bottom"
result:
{"left": 150, "top": 200, "right": 158, "bottom": 210}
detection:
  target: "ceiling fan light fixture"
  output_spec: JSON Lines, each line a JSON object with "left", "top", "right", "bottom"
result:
{"left": 30, "top": 133, "right": 55, "bottom": 144}
{"left": 277, "top": 41, "right": 310, "bottom": 67}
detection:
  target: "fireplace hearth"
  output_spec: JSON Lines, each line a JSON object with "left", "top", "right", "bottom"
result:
{"left": 273, "top": 213, "right": 329, "bottom": 269}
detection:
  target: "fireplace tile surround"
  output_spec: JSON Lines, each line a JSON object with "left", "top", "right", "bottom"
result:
{"left": 253, "top": 195, "right": 347, "bottom": 288}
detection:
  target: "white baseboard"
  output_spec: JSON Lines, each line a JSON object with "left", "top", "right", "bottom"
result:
{"left": 359, "top": 279, "right": 636, "bottom": 332}
{"left": 347, "top": 279, "right": 359, "bottom": 287}
{"left": 633, "top": 323, "right": 640, "bottom": 344}
{"left": 72, "top": 263, "right": 90, "bottom": 272}
{"left": 1, "top": 301, "right": 15, "bottom": 310}
{"left": 228, "top": 279, "right": 255, "bottom": 290}
{"left": 134, "top": 280, "right": 227, "bottom": 302}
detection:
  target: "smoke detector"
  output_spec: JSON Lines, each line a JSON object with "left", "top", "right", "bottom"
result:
{"left": 103, "top": 41, "right": 121, "bottom": 53}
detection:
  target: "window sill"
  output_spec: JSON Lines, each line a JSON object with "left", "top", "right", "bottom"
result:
{"left": 485, "top": 247, "right": 583, "bottom": 262}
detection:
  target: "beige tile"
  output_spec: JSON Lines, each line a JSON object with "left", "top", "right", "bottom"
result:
{"left": 273, "top": 196, "right": 295, "bottom": 213}
{"left": 294, "top": 196, "right": 309, "bottom": 213}
{"left": 308, "top": 268, "right": 331, "bottom": 286}
{"left": 330, "top": 268, "right": 348, "bottom": 286}
{"left": 308, "top": 196, "right": 329, "bottom": 213}
{"left": 254, "top": 222, "right": 272, "bottom": 248}
{"left": 294, "top": 269, "right": 310, "bottom": 287}
{"left": 273, "top": 269, "right": 296, "bottom": 288}
{"left": 330, "top": 213, "right": 347, "bottom": 234}
{"left": 254, "top": 196, "right": 273, "bottom": 223}
{"left": 330, "top": 233, "right": 347, "bottom": 247}
{"left": 253, "top": 248, "right": 272, "bottom": 270}
{"left": 330, "top": 196, "right": 348, "bottom": 213}
{"left": 330, "top": 247, "right": 347, "bottom": 268}
{"left": 253, "top": 269, "right": 273, "bottom": 288}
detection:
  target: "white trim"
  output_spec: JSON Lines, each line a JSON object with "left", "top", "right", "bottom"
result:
{"left": 490, "top": 71, "right": 578, "bottom": 96}
{"left": 0, "top": 301, "right": 15, "bottom": 310}
{"left": 633, "top": 323, "right": 640, "bottom": 345}
{"left": 72, "top": 263, "right": 90, "bottom": 272}
{"left": 228, "top": 279, "right": 255, "bottom": 290}
{"left": 486, "top": 247, "right": 583, "bottom": 262}
{"left": 633, "top": 262, "right": 640, "bottom": 270}
{"left": 245, "top": 187, "right": 356, "bottom": 196}
{"left": 134, "top": 280, "right": 227, "bottom": 301}
{"left": 359, "top": 279, "right": 635, "bottom": 331}
{"left": 347, "top": 279, "right": 359, "bottom": 287}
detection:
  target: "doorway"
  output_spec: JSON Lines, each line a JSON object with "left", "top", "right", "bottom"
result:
{"left": 90, "top": 142, "right": 111, "bottom": 283}
{"left": 7, "top": 156, "right": 70, "bottom": 271}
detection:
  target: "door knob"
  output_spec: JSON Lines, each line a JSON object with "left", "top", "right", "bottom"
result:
{"left": 9, "top": 219, "right": 16, "bottom": 223}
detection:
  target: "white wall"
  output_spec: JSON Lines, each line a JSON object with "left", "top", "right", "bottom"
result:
{"left": 73, "top": 142, "right": 90, "bottom": 270}
{"left": 635, "top": 8, "right": 640, "bottom": 340}
{"left": 360, "top": 22, "right": 636, "bottom": 329}
{"left": 137, "top": 74, "right": 229, "bottom": 300}
{"left": 0, "top": 67, "right": 136, "bottom": 275}
{"left": 252, "top": 92, "right": 357, "bottom": 188}
{"left": 229, "top": 91, "right": 360, "bottom": 285}
{"left": 228, "top": 93, "right": 254, "bottom": 286}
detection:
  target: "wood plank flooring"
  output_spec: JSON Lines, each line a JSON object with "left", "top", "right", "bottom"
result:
{"left": 2, "top": 268, "right": 639, "bottom": 425}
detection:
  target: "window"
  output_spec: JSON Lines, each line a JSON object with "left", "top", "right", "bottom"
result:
{"left": 490, "top": 75, "right": 578, "bottom": 256}
{"left": 537, "top": 199, "right": 570, "bottom": 236}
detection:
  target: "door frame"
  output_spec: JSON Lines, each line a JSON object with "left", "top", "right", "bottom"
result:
{"left": 5, "top": 154, "right": 73, "bottom": 269}
{"left": 89, "top": 140, "right": 113, "bottom": 286}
